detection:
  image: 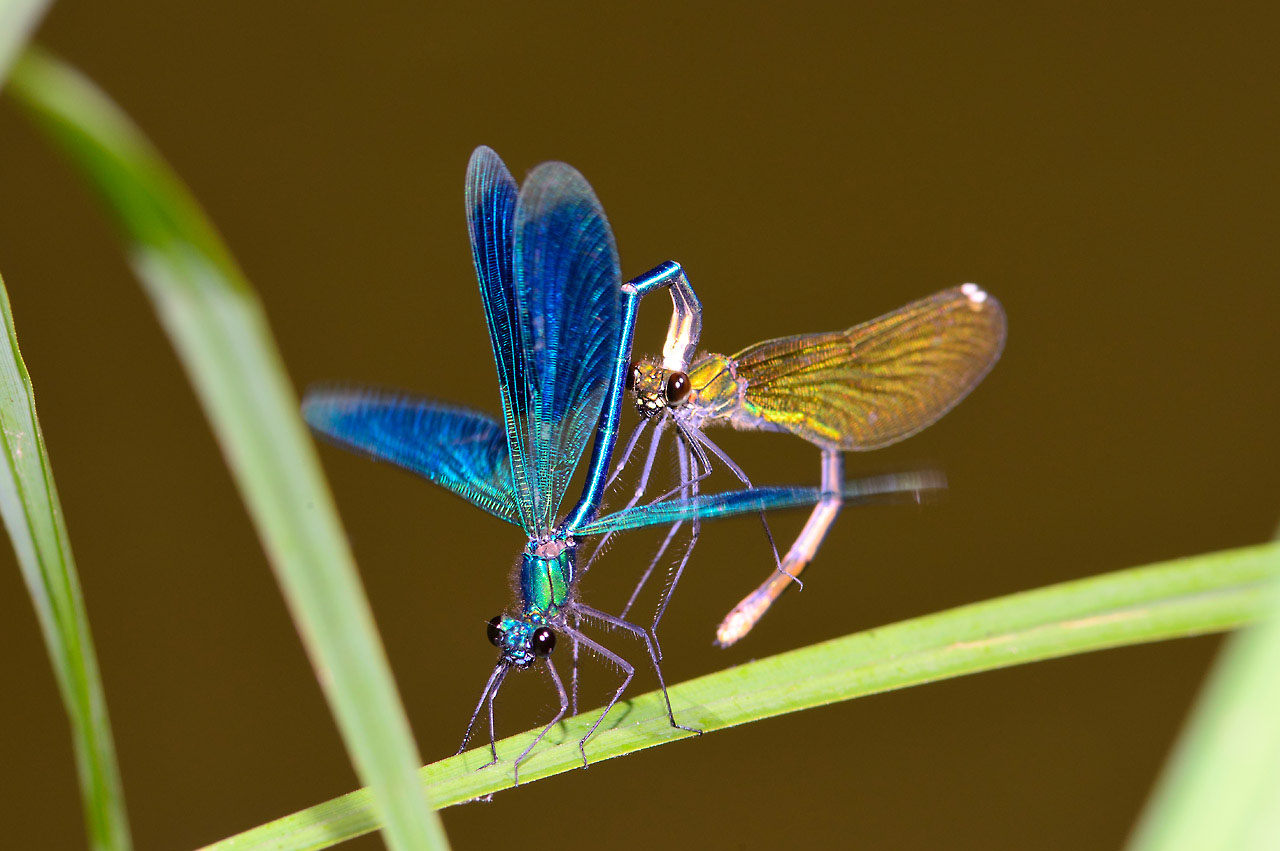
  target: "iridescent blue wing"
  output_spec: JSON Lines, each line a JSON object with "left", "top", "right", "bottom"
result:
{"left": 575, "top": 471, "right": 945, "bottom": 536}
{"left": 466, "top": 147, "right": 536, "bottom": 530}
{"left": 303, "top": 389, "right": 522, "bottom": 527}
{"left": 512, "top": 160, "right": 623, "bottom": 534}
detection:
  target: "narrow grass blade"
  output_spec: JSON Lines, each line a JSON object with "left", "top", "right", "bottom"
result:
{"left": 6, "top": 49, "right": 447, "bottom": 851}
{"left": 0, "top": 0, "right": 50, "bottom": 86}
{"left": 1128, "top": 558, "right": 1280, "bottom": 849}
{"left": 203, "top": 542, "right": 1280, "bottom": 851}
{"left": 0, "top": 273, "right": 132, "bottom": 850}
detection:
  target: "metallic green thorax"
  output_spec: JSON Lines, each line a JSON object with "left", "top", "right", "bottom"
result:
{"left": 686, "top": 353, "right": 742, "bottom": 415}
{"left": 520, "top": 539, "right": 574, "bottom": 618}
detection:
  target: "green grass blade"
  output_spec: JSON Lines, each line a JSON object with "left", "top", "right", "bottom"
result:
{"left": 6, "top": 48, "right": 448, "bottom": 851}
{"left": 0, "top": 0, "right": 50, "bottom": 86}
{"left": 0, "top": 273, "right": 132, "bottom": 850}
{"left": 1129, "top": 560, "right": 1280, "bottom": 849}
{"left": 203, "top": 542, "right": 1280, "bottom": 851}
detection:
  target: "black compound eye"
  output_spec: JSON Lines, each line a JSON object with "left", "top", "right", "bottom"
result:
{"left": 531, "top": 627, "right": 556, "bottom": 658}
{"left": 626, "top": 363, "right": 640, "bottom": 392}
{"left": 665, "top": 371, "right": 691, "bottom": 405}
{"left": 486, "top": 616, "right": 503, "bottom": 647}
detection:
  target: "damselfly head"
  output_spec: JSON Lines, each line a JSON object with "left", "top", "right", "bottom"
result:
{"left": 630, "top": 360, "right": 691, "bottom": 417}
{"left": 486, "top": 614, "right": 555, "bottom": 669}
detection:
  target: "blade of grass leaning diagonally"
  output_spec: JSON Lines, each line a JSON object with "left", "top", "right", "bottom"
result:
{"left": 203, "top": 543, "right": 1280, "bottom": 851}
{"left": 0, "top": 273, "right": 132, "bottom": 851}
{"left": 0, "top": 0, "right": 51, "bottom": 86}
{"left": 1128, "top": 547, "right": 1280, "bottom": 849}
{"left": 6, "top": 48, "right": 447, "bottom": 851}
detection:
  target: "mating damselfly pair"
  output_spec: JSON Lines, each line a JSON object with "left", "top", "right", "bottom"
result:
{"left": 303, "top": 147, "right": 1005, "bottom": 783}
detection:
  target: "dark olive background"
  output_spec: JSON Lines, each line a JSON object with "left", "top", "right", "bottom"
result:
{"left": 1, "top": 4, "right": 1277, "bottom": 850}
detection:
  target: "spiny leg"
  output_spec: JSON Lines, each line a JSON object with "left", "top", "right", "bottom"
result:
{"left": 619, "top": 518, "right": 684, "bottom": 620}
{"left": 472, "top": 670, "right": 509, "bottom": 803}
{"left": 580, "top": 417, "right": 650, "bottom": 577}
{"left": 688, "top": 428, "right": 792, "bottom": 588}
{"left": 560, "top": 623, "right": 636, "bottom": 767}
{"left": 577, "top": 603, "right": 701, "bottom": 736}
{"left": 580, "top": 420, "right": 672, "bottom": 714}
{"left": 581, "top": 417, "right": 667, "bottom": 579}
{"left": 512, "top": 657, "right": 570, "bottom": 786}
{"left": 570, "top": 611, "right": 581, "bottom": 716}
{"left": 716, "top": 449, "right": 846, "bottom": 647}
{"left": 481, "top": 668, "right": 507, "bottom": 771}
{"left": 648, "top": 430, "right": 703, "bottom": 653}
{"left": 618, "top": 430, "right": 714, "bottom": 622}
{"left": 457, "top": 661, "right": 510, "bottom": 768}
{"left": 635, "top": 451, "right": 717, "bottom": 505}
{"left": 606, "top": 416, "right": 652, "bottom": 491}
{"left": 622, "top": 427, "right": 711, "bottom": 654}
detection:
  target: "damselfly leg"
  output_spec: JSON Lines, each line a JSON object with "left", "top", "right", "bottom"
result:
{"left": 458, "top": 661, "right": 511, "bottom": 767}
{"left": 511, "top": 659, "right": 570, "bottom": 786}
{"left": 574, "top": 603, "right": 701, "bottom": 736}
{"left": 560, "top": 625, "right": 635, "bottom": 768}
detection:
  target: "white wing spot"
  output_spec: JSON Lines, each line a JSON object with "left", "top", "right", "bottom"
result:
{"left": 961, "top": 283, "right": 989, "bottom": 304}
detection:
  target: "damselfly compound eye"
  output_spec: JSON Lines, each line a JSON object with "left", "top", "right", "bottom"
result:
{"left": 531, "top": 627, "right": 556, "bottom": 657}
{"left": 486, "top": 616, "right": 503, "bottom": 647}
{"left": 665, "top": 371, "right": 691, "bottom": 405}
{"left": 626, "top": 362, "right": 639, "bottom": 391}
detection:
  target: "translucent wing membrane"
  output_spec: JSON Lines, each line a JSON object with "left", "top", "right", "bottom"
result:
{"left": 734, "top": 285, "right": 1007, "bottom": 450}
{"left": 303, "top": 390, "right": 522, "bottom": 526}
{"left": 577, "top": 470, "right": 945, "bottom": 536}
{"left": 466, "top": 148, "right": 625, "bottom": 535}
{"left": 512, "top": 160, "right": 624, "bottom": 533}
{"left": 466, "top": 147, "right": 534, "bottom": 529}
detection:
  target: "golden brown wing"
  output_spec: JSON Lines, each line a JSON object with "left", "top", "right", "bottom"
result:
{"left": 733, "top": 284, "right": 1006, "bottom": 450}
